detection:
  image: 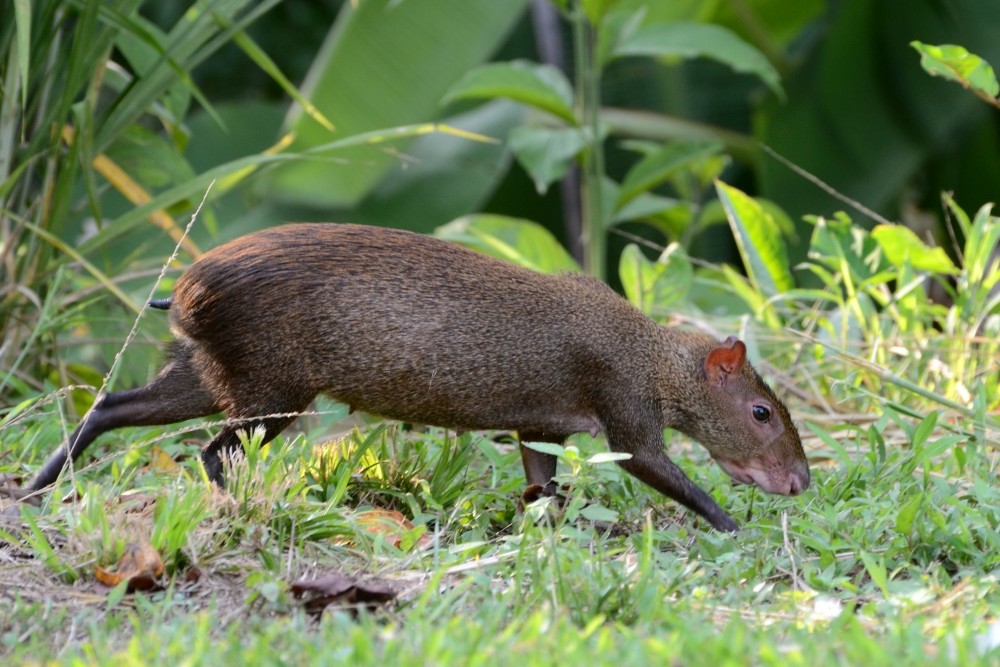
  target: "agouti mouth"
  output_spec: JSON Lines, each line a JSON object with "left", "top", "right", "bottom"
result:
{"left": 713, "top": 457, "right": 809, "bottom": 496}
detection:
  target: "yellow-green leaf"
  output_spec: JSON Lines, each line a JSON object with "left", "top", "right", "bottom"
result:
{"left": 716, "top": 182, "right": 795, "bottom": 296}
{"left": 871, "top": 224, "right": 959, "bottom": 274}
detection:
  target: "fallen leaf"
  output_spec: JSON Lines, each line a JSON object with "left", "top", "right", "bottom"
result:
{"left": 118, "top": 491, "right": 158, "bottom": 514}
{"left": 95, "top": 542, "right": 164, "bottom": 592}
{"left": 144, "top": 445, "right": 183, "bottom": 474}
{"left": 353, "top": 508, "right": 432, "bottom": 550}
{"left": 290, "top": 573, "right": 396, "bottom": 618}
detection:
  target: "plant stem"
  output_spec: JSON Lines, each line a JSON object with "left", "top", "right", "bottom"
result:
{"left": 571, "top": 4, "right": 605, "bottom": 278}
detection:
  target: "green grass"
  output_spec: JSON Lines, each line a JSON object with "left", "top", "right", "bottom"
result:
{"left": 1, "top": 381, "right": 997, "bottom": 666}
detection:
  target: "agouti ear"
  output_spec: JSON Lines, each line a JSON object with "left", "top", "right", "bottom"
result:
{"left": 704, "top": 337, "right": 747, "bottom": 387}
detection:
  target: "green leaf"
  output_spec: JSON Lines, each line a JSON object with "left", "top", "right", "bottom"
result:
{"left": 508, "top": 126, "right": 590, "bottom": 194}
{"left": 435, "top": 215, "right": 580, "bottom": 274}
{"left": 105, "top": 125, "right": 195, "bottom": 190}
{"left": 870, "top": 224, "right": 959, "bottom": 275}
{"left": 954, "top": 199, "right": 1000, "bottom": 289}
{"left": 911, "top": 411, "right": 939, "bottom": 449}
{"left": 579, "top": 503, "right": 619, "bottom": 522}
{"left": 617, "top": 140, "right": 723, "bottom": 208}
{"left": 268, "top": 0, "right": 529, "bottom": 207}
{"left": 229, "top": 29, "right": 334, "bottom": 132}
{"left": 859, "top": 551, "right": 890, "bottom": 596}
{"left": 618, "top": 242, "right": 692, "bottom": 315}
{"left": 806, "top": 213, "right": 886, "bottom": 283}
{"left": 613, "top": 21, "right": 783, "bottom": 98}
{"left": 596, "top": 7, "right": 647, "bottom": 67}
{"left": 340, "top": 100, "right": 525, "bottom": 234}
{"left": 612, "top": 192, "right": 686, "bottom": 225}
{"left": 443, "top": 60, "right": 577, "bottom": 125}
{"left": 911, "top": 41, "right": 999, "bottom": 98}
{"left": 716, "top": 182, "right": 794, "bottom": 296}
{"left": 13, "top": 0, "right": 30, "bottom": 108}
{"left": 720, "top": 265, "right": 780, "bottom": 329}
{"left": 521, "top": 441, "right": 567, "bottom": 457}
{"left": 581, "top": 0, "right": 627, "bottom": 25}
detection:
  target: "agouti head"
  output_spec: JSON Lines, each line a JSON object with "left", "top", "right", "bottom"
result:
{"left": 670, "top": 335, "right": 809, "bottom": 496}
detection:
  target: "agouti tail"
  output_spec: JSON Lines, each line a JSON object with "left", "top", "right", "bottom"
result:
{"left": 22, "top": 223, "right": 809, "bottom": 531}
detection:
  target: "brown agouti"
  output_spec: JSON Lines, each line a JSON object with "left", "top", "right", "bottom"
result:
{"left": 23, "top": 223, "right": 809, "bottom": 531}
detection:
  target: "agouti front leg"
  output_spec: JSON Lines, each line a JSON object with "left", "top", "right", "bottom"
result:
{"left": 607, "top": 425, "right": 739, "bottom": 532}
{"left": 517, "top": 431, "right": 565, "bottom": 504}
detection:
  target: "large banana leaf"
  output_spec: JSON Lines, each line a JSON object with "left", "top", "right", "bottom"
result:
{"left": 266, "top": 0, "right": 528, "bottom": 208}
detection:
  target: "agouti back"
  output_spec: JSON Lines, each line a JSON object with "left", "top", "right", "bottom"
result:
{"left": 25, "top": 223, "right": 809, "bottom": 531}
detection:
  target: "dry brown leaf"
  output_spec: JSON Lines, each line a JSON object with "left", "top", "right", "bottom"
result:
{"left": 117, "top": 491, "right": 158, "bottom": 515}
{"left": 290, "top": 573, "right": 396, "bottom": 618}
{"left": 0, "top": 473, "right": 23, "bottom": 486}
{"left": 353, "top": 508, "right": 432, "bottom": 549}
{"left": 95, "top": 542, "right": 164, "bottom": 592}
{"left": 144, "top": 445, "right": 183, "bottom": 474}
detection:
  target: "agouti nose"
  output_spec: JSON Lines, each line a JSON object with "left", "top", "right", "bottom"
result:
{"left": 788, "top": 464, "right": 810, "bottom": 495}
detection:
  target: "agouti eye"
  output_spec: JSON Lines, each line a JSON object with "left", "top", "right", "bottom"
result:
{"left": 752, "top": 405, "right": 771, "bottom": 423}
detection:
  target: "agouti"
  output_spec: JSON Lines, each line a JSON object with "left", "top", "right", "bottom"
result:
{"left": 23, "top": 223, "right": 809, "bottom": 531}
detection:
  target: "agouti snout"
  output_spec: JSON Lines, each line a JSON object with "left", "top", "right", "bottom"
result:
{"left": 25, "top": 223, "right": 809, "bottom": 531}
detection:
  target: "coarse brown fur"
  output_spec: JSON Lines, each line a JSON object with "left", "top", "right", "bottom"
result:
{"left": 21, "top": 223, "right": 809, "bottom": 531}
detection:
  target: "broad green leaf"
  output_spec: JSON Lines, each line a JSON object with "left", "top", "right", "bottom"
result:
{"left": 269, "top": 0, "right": 528, "bottom": 207}
{"left": 859, "top": 551, "right": 890, "bottom": 596}
{"left": 443, "top": 60, "right": 577, "bottom": 125}
{"left": 508, "top": 126, "right": 590, "bottom": 194}
{"left": 911, "top": 41, "right": 999, "bottom": 98}
{"left": 617, "top": 140, "right": 723, "bottom": 208}
{"left": 596, "top": 7, "right": 647, "bottom": 66}
{"left": 871, "top": 224, "right": 959, "bottom": 275}
{"left": 613, "top": 192, "right": 687, "bottom": 225}
{"left": 716, "top": 182, "right": 794, "bottom": 296}
{"left": 348, "top": 101, "right": 525, "bottom": 234}
{"left": 806, "top": 213, "right": 887, "bottom": 283}
{"left": 435, "top": 215, "right": 579, "bottom": 274}
{"left": 521, "top": 441, "right": 567, "bottom": 457}
{"left": 911, "top": 411, "right": 939, "bottom": 448}
{"left": 894, "top": 493, "right": 923, "bottom": 536}
{"left": 581, "top": 0, "right": 627, "bottom": 25}
{"left": 579, "top": 503, "right": 619, "bottom": 522}
{"left": 613, "top": 22, "right": 783, "bottom": 98}
{"left": 105, "top": 125, "right": 195, "bottom": 190}
{"left": 618, "top": 242, "right": 692, "bottom": 315}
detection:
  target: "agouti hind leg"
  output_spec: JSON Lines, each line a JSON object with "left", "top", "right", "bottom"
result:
{"left": 199, "top": 413, "right": 300, "bottom": 486}
{"left": 27, "top": 345, "right": 219, "bottom": 492}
